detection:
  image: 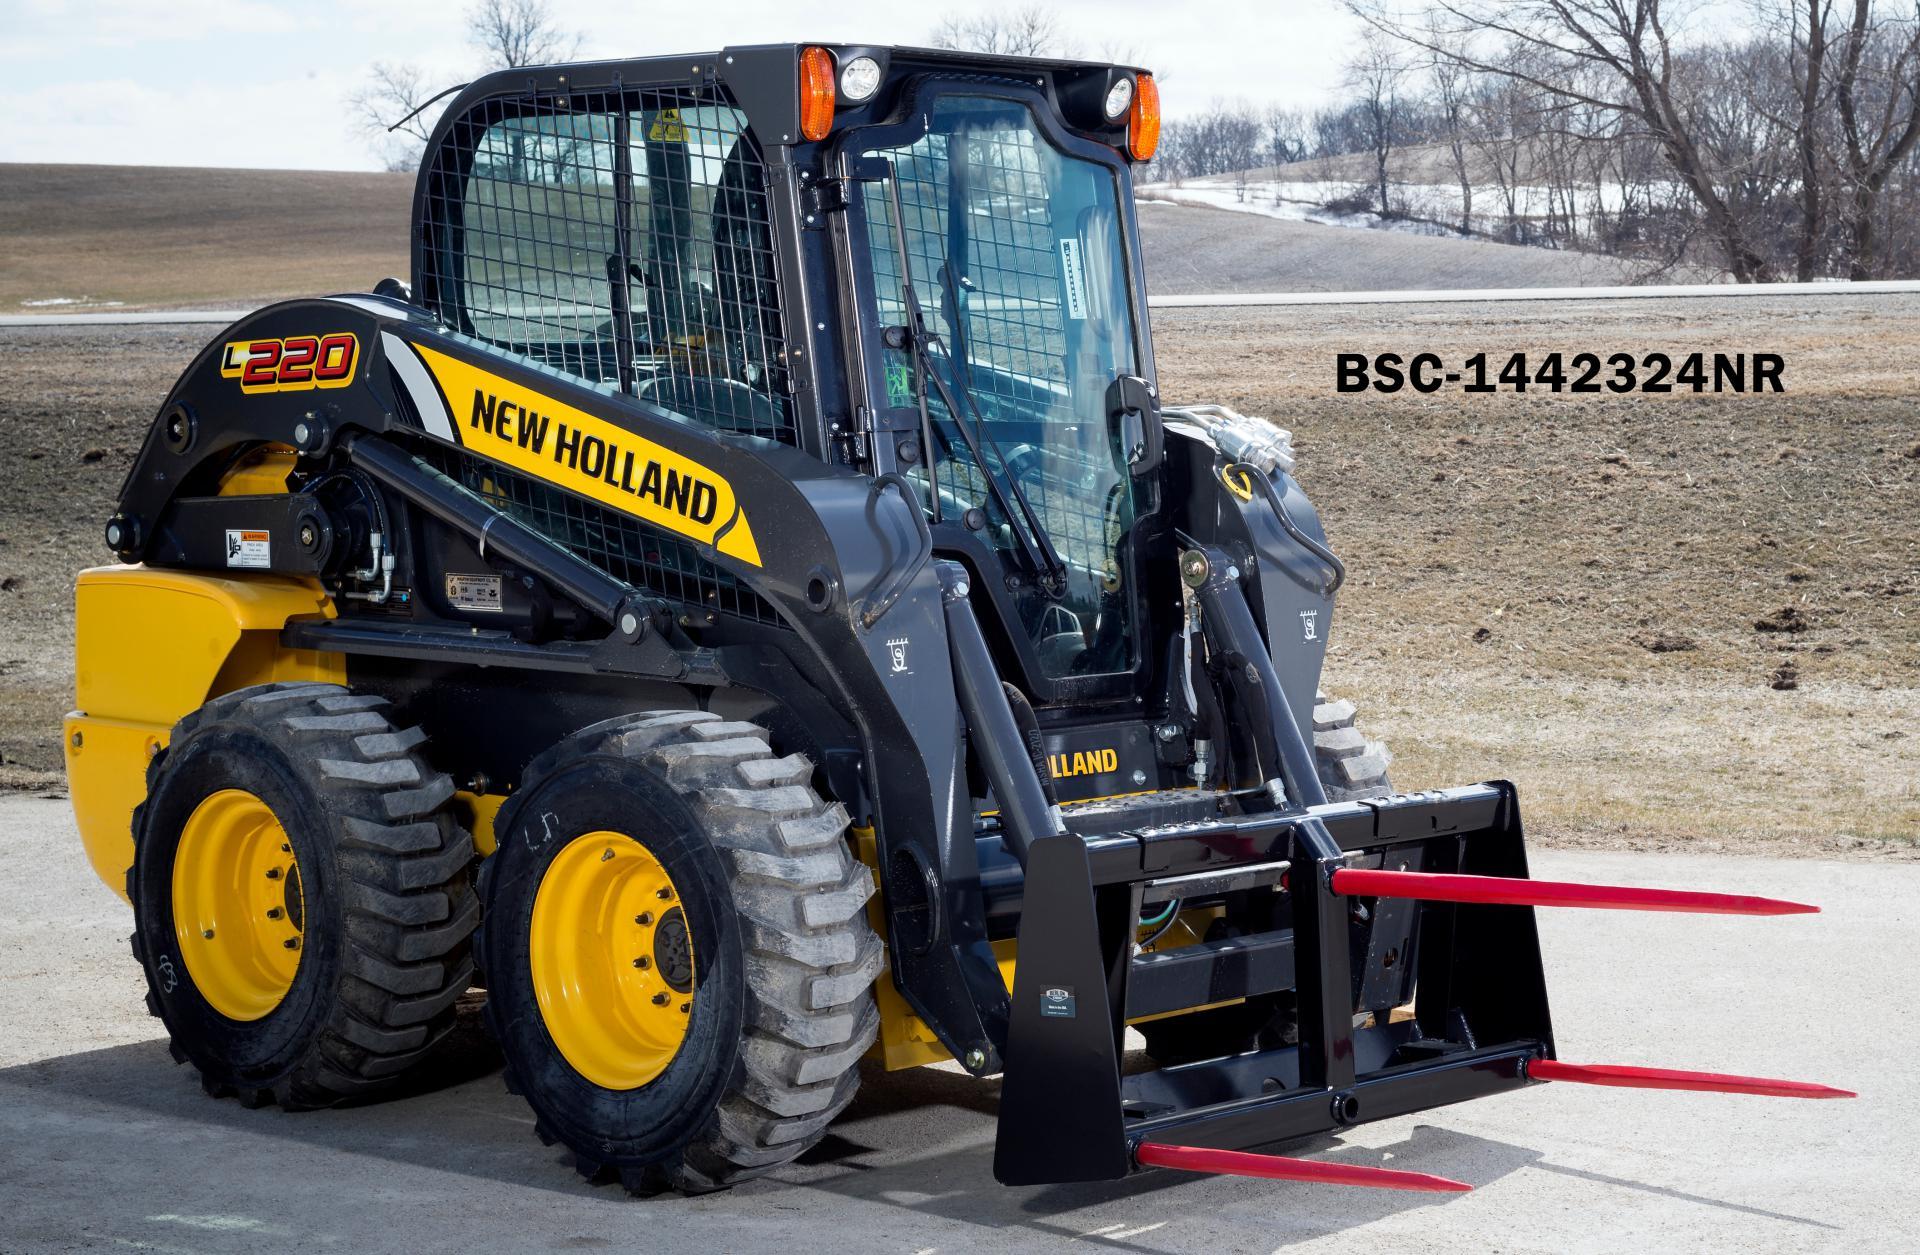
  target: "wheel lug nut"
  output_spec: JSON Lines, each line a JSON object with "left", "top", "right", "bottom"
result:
{"left": 656, "top": 886, "right": 674, "bottom": 900}
{"left": 601, "top": 848, "right": 616, "bottom": 862}
{"left": 266, "top": 908, "right": 283, "bottom": 920}
{"left": 633, "top": 956, "right": 650, "bottom": 969}
{"left": 679, "top": 1002, "right": 690, "bottom": 1014}
{"left": 651, "top": 992, "right": 669, "bottom": 1006}
{"left": 284, "top": 937, "right": 300, "bottom": 950}
{"left": 280, "top": 843, "right": 291, "bottom": 853}
{"left": 202, "top": 929, "right": 215, "bottom": 939}
{"left": 265, "top": 867, "right": 282, "bottom": 880}
{"left": 635, "top": 912, "right": 653, "bottom": 926}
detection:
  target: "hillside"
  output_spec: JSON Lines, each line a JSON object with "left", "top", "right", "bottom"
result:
{"left": 1133, "top": 198, "right": 1647, "bottom": 293}
{"left": 0, "top": 163, "right": 412, "bottom": 312}
{"left": 4, "top": 161, "right": 1654, "bottom": 311}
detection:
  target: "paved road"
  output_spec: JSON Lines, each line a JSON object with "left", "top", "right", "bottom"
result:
{"left": 0, "top": 794, "right": 1911, "bottom": 1253}
{"left": 8, "top": 279, "right": 1920, "bottom": 326}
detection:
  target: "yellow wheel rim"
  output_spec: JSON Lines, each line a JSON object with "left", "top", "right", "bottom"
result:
{"left": 530, "top": 831, "right": 695, "bottom": 1090}
{"left": 172, "top": 789, "right": 305, "bottom": 1021}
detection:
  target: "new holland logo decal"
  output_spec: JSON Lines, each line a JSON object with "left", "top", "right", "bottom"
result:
{"left": 408, "top": 343, "right": 762, "bottom": 568}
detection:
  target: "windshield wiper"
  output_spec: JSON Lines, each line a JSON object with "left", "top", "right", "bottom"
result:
{"left": 878, "top": 168, "right": 1066, "bottom": 588}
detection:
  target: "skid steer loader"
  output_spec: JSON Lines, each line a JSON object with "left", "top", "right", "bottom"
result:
{"left": 67, "top": 43, "right": 1848, "bottom": 1197}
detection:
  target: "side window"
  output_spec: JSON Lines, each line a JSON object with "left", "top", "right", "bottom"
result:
{"left": 434, "top": 95, "right": 793, "bottom": 443}
{"left": 460, "top": 112, "right": 621, "bottom": 383}
{"left": 626, "top": 105, "right": 791, "bottom": 442}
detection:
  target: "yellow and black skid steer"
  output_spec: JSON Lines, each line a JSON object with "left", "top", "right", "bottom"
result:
{"left": 67, "top": 42, "right": 1849, "bottom": 1197}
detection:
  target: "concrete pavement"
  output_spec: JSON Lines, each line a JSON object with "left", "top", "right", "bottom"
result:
{"left": 1, "top": 795, "right": 1912, "bottom": 1253}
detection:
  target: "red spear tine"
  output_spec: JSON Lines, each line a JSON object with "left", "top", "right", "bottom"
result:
{"left": 1329, "top": 867, "right": 1818, "bottom": 917}
{"left": 1134, "top": 1142, "right": 1473, "bottom": 1193}
{"left": 1528, "top": 1059, "right": 1856, "bottom": 1099}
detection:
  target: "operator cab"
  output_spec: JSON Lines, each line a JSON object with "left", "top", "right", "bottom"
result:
{"left": 410, "top": 45, "right": 1169, "bottom": 727}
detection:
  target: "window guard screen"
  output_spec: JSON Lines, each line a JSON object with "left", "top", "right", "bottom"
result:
{"left": 421, "top": 85, "right": 795, "bottom": 445}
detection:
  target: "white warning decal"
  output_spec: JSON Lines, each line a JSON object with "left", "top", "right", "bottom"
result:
{"left": 224, "top": 529, "right": 271, "bottom": 569}
{"left": 1058, "top": 237, "right": 1088, "bottom": 320}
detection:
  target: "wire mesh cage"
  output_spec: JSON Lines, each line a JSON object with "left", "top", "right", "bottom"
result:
{"left": 419, "top": 82, "right": 795, "bottom": 446}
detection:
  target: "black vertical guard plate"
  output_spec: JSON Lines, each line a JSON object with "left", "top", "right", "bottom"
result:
{"left": 994, "top": 833, "right": 1131, "bottom": 1185}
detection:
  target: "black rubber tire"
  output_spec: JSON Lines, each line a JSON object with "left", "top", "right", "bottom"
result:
{"left": 476, "top": 710, "right": 882, "bottom": 1195}
{"left": 1312, "top": 691, "right": 1393, "bottom": 802}
{"left": 128, "top": 682, "right": 477, "bottom": 1109}
{"left": 1139, "top": 690, "right": 1390, "bottom": 1065}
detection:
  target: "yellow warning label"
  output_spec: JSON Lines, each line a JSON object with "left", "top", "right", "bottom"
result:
{"left": 648, "top": 108, "right": 685, "bottom": 143}
{"left": 411, "top": 343, "right": 761, "bottom": 567}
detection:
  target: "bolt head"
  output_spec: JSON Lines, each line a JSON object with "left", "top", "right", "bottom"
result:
{"left": 1179, "top": 550, "right": 1210, "bottom": 588}
{"left": 963, "top": 1048, "right": 987, "bottom": 1071}
{"left": 292, "top": 422, "right": 310, "bottom": 445}
{"left": 105, "top": 522, "right": 122, "bottom": 547}
{"left": 652, "top": 992, "right": 670, "bottom": 1006}
{"left": 619, "top": 612, "right": 640, "bottom": 636}
{"left": 1131, "top": 769, "right": 1148, "bottom": 786}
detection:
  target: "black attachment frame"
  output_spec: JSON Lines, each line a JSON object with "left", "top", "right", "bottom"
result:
{"left": 993, "top": 781, "right": 1554, "bottom": 1186}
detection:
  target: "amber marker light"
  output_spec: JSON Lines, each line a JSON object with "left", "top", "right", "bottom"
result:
{"left": 800, "top": 46, "right": 836, "bottom": 141}
{"left": 1129, "top": 71, "right": 1161, "bottom": 161}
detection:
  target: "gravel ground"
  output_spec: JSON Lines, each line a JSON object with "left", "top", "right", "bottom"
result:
{"left": 1, "top": 794, "right": 1909, "bottom": 1254}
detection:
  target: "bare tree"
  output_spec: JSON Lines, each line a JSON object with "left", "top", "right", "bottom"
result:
{"left": 468, "top": 0, "right": 581, "bottom": 68}
{"left": 1829, "top": 0, "right": 1920, "bottom": 276}
{"left": 350, "top": 0, "right": 582, "bottom": 170}
{"left": 1348, "top": 32, "right": 1409, "bottom": 215}
{"left": 1265, "top": 105, "right": 1312, "bottom": 167}
{"left": 1425, "top": 27, "right": 1478, "bottom": 232}
{"left": 1349, "top": 1, "right": 1784, "bottom": 279}
{"left": 349, "top": 62, "right": 441, "bottom": 172}
{"left": 930, "top": 6, "right": 1080, "bottom": 58}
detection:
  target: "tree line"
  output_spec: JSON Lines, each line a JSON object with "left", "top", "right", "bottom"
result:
{"left": 1148, "top": 2, "right": 1920, "bottom": 282}
{"left": 349, "top": 2, "right": 1920, "bottom": 281}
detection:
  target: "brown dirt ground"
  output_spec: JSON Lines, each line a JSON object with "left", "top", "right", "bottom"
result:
{"left": 1153, "top": 294, "right": 1920, "bottom": 857}
{"left": 1, "top": 296, "right": 1915, "bottom": 856}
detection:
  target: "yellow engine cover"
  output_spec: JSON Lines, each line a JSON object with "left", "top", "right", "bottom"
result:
{"left": 64, "top": 566, "right": 342, "bottom": 901}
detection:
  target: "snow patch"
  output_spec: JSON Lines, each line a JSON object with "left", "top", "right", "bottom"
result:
{"left": 1137, "top": 181, "right": 1458, "bottom": 237}
{"left": 19, "top": 296, "right": 126, "bottom": 308}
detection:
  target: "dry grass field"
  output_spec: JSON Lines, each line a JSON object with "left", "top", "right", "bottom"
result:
{"left": 1153, "top": 294, "right": 1919, "bottom": 854}
{"left": 0, "top": 164, "right": 411, "bottom": 312}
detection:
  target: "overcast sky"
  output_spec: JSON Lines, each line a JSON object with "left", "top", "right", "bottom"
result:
{"left": 0, "top": 0, "right": 1364, "bottom": 171}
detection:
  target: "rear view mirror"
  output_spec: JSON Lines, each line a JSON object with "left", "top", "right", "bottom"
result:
{"left": 1106, "top": 374, "right": 1163, "bottom": 476}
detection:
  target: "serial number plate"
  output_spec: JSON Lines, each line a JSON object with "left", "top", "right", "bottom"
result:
{"left": 445, "top": 573, "right": 504, "bottom": 612}
{"left": 1336, "top": 351, "right": 1784, "bottom": 395}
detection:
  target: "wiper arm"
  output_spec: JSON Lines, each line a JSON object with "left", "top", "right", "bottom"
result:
{"left": 878, "top": 169, "right": 1065, "bottom": 587}
{"left": 912, "top": 324, "right": 1066, "bottom": 587}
